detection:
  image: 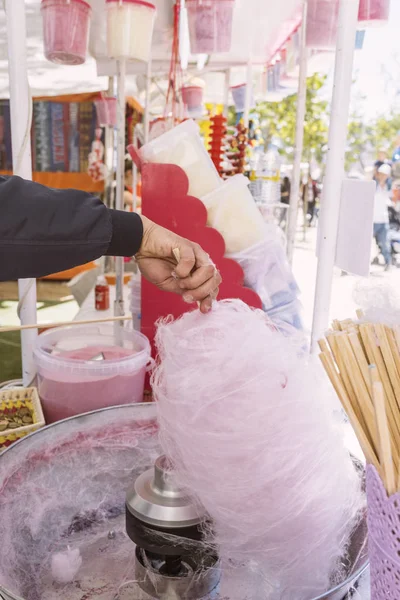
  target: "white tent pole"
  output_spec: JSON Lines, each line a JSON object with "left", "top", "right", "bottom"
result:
{"left": 243, "top": 59, "right": 252, "bottom": 128}
{"left": 104, "top": 76, "right": 115, "bottom": 210}
{"left": 144, "top": 58, "right": 152, "bottom": 144}
{"left": 5, "top": 0, "right": 37, "bottom": 386}
{"left": 287, "top": 0, "right": 308, "bottom": 265}
{"left": 310, "top": 0, "right": 359, "bottom": 353}
{"left": 223, "top": 68, "right": 230, "bottom": 118}
{"left": 114, "top": 59, "right": 126, "bottom": 328}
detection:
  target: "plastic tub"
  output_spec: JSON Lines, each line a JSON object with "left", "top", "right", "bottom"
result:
{"left": 34, "top": 324, "right": 151, "bottom": 423}
{"left": 181, "top": 86, "right": 204, "bottom": 110}
{"left": 95, "top": 96, "right": 117, "bottom": 127}
{"left": 186, "top": 0, "right": 235, "bottom": 54}
{"left": 306, "top": 0, "right": 339, "bottom": 50}
{"left": 106, "top": 0, "right": 156, "bottom": 61}
{"left": 201, "top": 174, "right": 266, "bottom": 254}
{"left": 138, "top": 119, "right": 222, "bottom": 199}
{"left": 41, "top": 0, "right": 91, "bottom": 65}
{"left": 358, "top": 0, "right": 390, "bottom": 25}
{"left": 230, "top": 84, "right": 255, "bottom": 113}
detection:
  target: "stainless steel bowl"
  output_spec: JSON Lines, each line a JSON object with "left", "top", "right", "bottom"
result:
{"left": 0, "top": 404, "right": 369, "bottom": 600}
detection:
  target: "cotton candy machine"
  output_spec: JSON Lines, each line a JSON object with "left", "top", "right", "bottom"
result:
{"left": 0, "top": 404, "right": 368, "bottom": 600}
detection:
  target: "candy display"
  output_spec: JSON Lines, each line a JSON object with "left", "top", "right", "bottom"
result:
{"left": 41, "top": 0, "right": 92, "bottom": 65}
{"left": 106, "top": 0, "right": 156, "bottom": 61}
{"left": 139, "top": 119, "right": 222, "bottom": 198}
{"left": 201, "top": 174, "right": 266, "bottom": 253}
{"left": 34, "top": 324, "right": 151, "bottom": 423}
{"left": 208, "top": 114, "right": 227, "bottom": 174}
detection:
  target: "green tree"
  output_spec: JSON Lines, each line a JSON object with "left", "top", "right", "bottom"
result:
{"left": 254, "top": 73, "right": 329, "bottom": 163}
{"left": 345, "top": 110, "right": 400, "bottom": 171}
{"left": 345, "top": 116, "right": 374, "bottom": 171}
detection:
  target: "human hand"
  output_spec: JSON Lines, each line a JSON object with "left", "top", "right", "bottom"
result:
{"left": 135, "top": 216, "right": 221, "bottom": 313}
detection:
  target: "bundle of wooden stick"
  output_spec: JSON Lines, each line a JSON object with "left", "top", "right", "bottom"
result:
{"left": 319, "top": 312, "right": 400, "bottom": 496}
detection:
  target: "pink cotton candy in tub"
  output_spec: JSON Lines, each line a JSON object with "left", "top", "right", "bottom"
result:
{"left": 152, "top": 299, "right": 365, "bottom": 600}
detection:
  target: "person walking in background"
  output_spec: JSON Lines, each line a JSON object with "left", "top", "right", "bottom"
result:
{"left": 302, "top": 175, "right": 319, "bottom": 226}
{"left": 373, "top": 163, "right": 393, "bottom": 271}
{"left": 279, "top": 176, "right": 291, "bottom": 226}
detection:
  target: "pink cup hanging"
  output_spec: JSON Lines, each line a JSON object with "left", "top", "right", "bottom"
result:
{"left": 306, "top": 0, "right": 339, "bottom": 50}
{"left": 181, "top": 86, "right": 204, "bottom": 110}
{"left": 186, "top": 0, "right": 236, "bottom": 54}
{"left": 41, "top": 0, "right": 92, "bottom": 65}
{"left": 95, "top": 95, "right": 118, "bottom": 127}
{"left": 358, "top": 0, "right": 391, "bottom": 26}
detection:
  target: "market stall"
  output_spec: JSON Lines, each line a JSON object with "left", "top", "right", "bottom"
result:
{"left": 0, "top": 1, "right": 397, "bottom": 599}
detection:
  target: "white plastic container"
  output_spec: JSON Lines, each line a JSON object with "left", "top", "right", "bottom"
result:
{"left": 106, "top": 0, "right": 156, "bottom": 61}
{"left": 201, "top": 174, "right": 266, "bottom": 254}
{"left": 34, "top": 323, "right": 151, "bottom": 423}
{"left": 139, "top": 119, "right": 222, "bottom": 199}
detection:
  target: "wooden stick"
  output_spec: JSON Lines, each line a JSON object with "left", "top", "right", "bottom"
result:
{"left": 370, "top": 367, "right": 396, "bottom": 495}
{"left": 319, "top": 351, "right": 380, "bottom": 472}
{"left": 360, "top": 324, "right": 400, "bottom": 431}
{"left": 374, "top": 324, "right": 400, "bottom": 407}
{"left": 356, "top": 309, "right": 364, "bottom": 320}
{"left": 348, "top": 330, "right": 372, "bottom": 397}
{"left": 335, "top": 333, "right": 378, "bottom": 452}
{"left": 360, "top": 324, "right": 400, "bottom": 473}
{"left": 0, "top": 315, "right": 132, "bottom": 334}
{"left": 385, "top": 325, "right": 400, "bottom": 381}
{"left": 326, "top": 332, "right": 367, "bottom": 432}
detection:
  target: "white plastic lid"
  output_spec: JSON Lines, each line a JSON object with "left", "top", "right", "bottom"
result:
{"left": 34, "top": 323, "right": 151, "bottom": 376}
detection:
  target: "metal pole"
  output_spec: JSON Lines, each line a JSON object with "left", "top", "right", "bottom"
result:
{"left": 144, "top": 58, "right": 152, "bottom": 144}
{"left": 132, "top": 128, "right": 138, "bottom": 214}
{"left": 243, "top": 60, "right": 252, "bottom": 128}
{"left": 5, "top": 0, "right": 37, "bottom": 385}
{"left": 223, "top": 68, "right": 230, "bottom": 118}
{"left": 310, "top": 0, "right": 359, "bottom": 353}
{"left": 104, "top": 76, "right": 115, "bottom": 210}
{"left": 114, "top": 59, "right": 126, "bottom": 331}
{"left": 286, "top": 0, "right": 308, "bottom": 265}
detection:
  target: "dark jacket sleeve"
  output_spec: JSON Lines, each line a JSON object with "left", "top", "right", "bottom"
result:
{"left": 0, "top": 176, "right": 143, "bottom": 282}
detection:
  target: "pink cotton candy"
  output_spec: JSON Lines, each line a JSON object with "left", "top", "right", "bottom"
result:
{"left": 152, "top": 299, "right": 364, "bottom": 600}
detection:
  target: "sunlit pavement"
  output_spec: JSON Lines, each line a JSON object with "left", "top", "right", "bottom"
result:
{"left": 292, "top": 225, "right": 400, "bottom": 332}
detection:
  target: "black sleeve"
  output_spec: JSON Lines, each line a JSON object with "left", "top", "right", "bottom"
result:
{"left": 0, "top": 176, "right": 143, "bottom": 282}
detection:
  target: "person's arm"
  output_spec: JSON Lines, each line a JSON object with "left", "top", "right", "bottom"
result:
{"left": 0, "top": 175, "right": 143, "bottom": 282}
{"left": 0, "top": 176, "right": 221, "bottom": 312}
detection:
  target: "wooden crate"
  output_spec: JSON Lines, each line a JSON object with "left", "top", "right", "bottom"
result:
{"left": 0, "top": 387, "right": 45, "bottom": 449}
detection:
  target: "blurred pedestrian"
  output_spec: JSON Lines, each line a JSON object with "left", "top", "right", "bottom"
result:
{"left": 302, "top": 175, "right": 319, "bottom": 226}
{"left": 373, "top": 163, "right": 393, "bottom": 271}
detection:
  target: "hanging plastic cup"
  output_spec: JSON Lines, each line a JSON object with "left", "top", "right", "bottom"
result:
{"left": 181, "top": 86, "right": 204, "bottom": 111}
{"left": 41, "top": 0, "right": 92, "bottom": 65}
{"left": 95, "top": 95, "right": 118, "bottom": 127}
{"left": 106, "top": 0, "right": 157, "bottom": 61}
{"left": 358, "top": 0, "right": 391, "bottom": 26}
{"left": 230, "top": 84, "right": 255, "bottom": 113}
{"left": 306, "top": 0, "right": 339, "bottom": 50}
{"left": 186, "top": 0, "right": 235, "bottom": 54}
